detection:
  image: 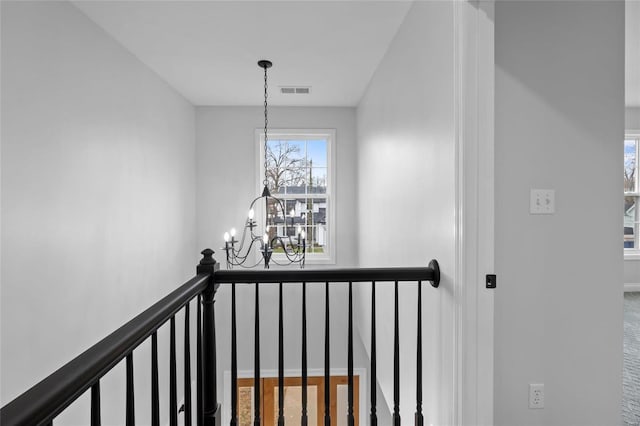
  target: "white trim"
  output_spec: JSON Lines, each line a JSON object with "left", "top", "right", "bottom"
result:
{"left": 222, "top": 368, "right": 367, "bottom": 426}
{"left": 625, "top": 283, "right": 640, "bottom": 292}
{"left": 256, "top": 129, "right": 337, "bottom": 265}
{"left": 624, "top": 251, "right": 640, "bottom": 260}
{"left": 454, "top": 1, "right": 495, "bottom": 425}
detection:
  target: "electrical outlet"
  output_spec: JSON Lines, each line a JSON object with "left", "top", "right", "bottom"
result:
{"left": 529, "top": 383, "right": 544, "bottom": 409}
{"left": 530, "top": 189, "right": 555, "bottom": 214}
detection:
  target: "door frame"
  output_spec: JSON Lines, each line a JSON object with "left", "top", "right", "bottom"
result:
{"left": 454, "top": 1, "right": 495, "bottom": 425}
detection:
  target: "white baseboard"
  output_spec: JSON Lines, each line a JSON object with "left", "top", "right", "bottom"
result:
{"left": 624, "top": 283, "right": 640, "bottom": 292}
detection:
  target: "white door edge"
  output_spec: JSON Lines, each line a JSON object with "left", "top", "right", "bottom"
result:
{"left": 453, "top": 1, "right": 495, "bottom": 425}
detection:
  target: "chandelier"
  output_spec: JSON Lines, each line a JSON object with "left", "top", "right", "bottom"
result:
{"left": 222, "top": 60, "right": 306, "bottom": 269}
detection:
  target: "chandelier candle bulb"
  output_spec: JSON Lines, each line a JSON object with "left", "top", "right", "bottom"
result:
{"left": 230, "top": 228, "right": 236, "bottom": 238}
{"left": 224, "top": 232, "right": 230, "bottom": 243}
{"left": 248, "top": 209, "right": 255, "bottom": 220}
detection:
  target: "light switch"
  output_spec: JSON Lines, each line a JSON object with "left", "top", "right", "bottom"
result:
{"left": 530, "top": 189, "right": 555, "bottom": 214}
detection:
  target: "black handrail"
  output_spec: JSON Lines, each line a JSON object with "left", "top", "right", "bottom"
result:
{"left": 215, "top": 259, "right": 440, "bottom": 287}
{"left": 0, "top": 272, "right": 211, "bottom": 425}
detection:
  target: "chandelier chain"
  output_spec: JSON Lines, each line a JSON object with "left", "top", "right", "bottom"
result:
{"left": 263, "top": 65, "right": 269, "bottom": 188}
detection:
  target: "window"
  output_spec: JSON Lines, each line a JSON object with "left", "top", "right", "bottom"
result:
{"left": 625, "top": 133, "right": 640, "bottom": 254}
{"left": 258, "top": 129, "right": 336, "bottom": 264}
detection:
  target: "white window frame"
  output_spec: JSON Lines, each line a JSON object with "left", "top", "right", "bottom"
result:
{"left": 256, "top": 129, "right": 336, "bottom": 265}
{"left": 625, "top": 131, "right": 640, "bottom": 260}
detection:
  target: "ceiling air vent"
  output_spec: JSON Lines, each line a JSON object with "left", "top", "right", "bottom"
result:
{"left": 280, "top": 86, "right": 311, "bottom": 95}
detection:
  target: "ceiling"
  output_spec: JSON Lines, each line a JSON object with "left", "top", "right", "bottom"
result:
{"left": 627, "top": 0, "right": 639, "bottom": 107}
{"left": 72, "top": 1, "right": 639, "bottom": 108}
{"left": 72, "top": 1, "right": 412, "bottom": 107}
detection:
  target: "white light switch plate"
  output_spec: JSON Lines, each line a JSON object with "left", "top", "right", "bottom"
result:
{"left": 530, "top": 189, "right": 555, "bottom": 214}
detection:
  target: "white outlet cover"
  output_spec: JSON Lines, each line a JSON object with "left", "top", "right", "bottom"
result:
{"left": 530, "top": 189, "right": 555, "bottom": 214}
{"left": 529, "top": 383, "right": 545, "bottom": 409}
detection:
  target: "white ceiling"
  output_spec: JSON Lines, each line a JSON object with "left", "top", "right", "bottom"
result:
{"left": 627, "top": 0, "right": 639, "bottom": 107}
{"left": 71, "top": 1, "right": 640, "bottom": 108}
{"left": 72, "top": 1, "right": 412, "bottom": 107}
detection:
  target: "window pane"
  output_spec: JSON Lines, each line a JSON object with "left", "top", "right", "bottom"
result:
{"left": 299, "top": 198, "right": 328, "bottom": 254}
{"left": 309, "top": 168, "right": 327, "bottom": 194}
{"left": 267, "top": 140, "right": 306, "bottom": 194}
{"left": 624, "top": 139, "right": 636, "bottom": 192}
{"left": 625, "top": 196, "right": 636, "bottom": 249}
{"left": 286, "top": 140, "right": 306, "bottom": 161}
{"left": 307, "top": 139, "right": 327, "bottom": 167}
{"left": 283, "top": 168, "right": 306, "bottom": 194}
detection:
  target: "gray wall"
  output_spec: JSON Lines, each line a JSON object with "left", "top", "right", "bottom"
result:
{"left": 495, "top": 2, "right": 624, "bottom": 425}
{"left": 627, "top": 107, "right": 640, "bottom": 130}
{"left": 1, "top": 2, "right": 197, "bottom": 424}
{"left": 356, "top": 2, "right": 455, "bottom": 425}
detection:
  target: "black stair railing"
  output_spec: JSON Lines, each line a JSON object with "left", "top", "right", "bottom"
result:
{"left": 0, "top": 249, "right": 440, "bottom": 426}
{"left": 216, "top": 259, "right": 441, "bottom": 426}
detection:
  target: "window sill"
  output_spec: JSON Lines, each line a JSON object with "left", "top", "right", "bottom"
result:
{"left": 625, "top": 283, "right": 640, "bottom": 292}
{"left": 625, "top": 251, "right": 640, "bottom": 261}
{"left": 271, "top": 254, "right": 336, "bottom": 266}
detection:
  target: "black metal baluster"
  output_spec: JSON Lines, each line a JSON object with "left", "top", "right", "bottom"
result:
{"left": 302, "top": 282, "right": 308, "bottom": 426}
{"left": 324, "top": 282, "right": 330, "bottom": 426}
{"left": 278, "top": 282, "right": 284, "bottom": 426}
{"left": 231, "top": 283, "right": 238, "bottom": 426}
{"left": 185, "top": 303, "right": 192, "bottom": 426}
{"left": 170, "top": 316, "right": 178, "bottom": 426}
{"left": 197, "top": 294, "right": 203, "bottom": 426}
{"left": 393, "top": 281, "right": 400, "bottom": 426}
{"left": 415, "top": 281, "right": 423, "bottom": 426}
{"left": 91, "top": 381, "right": 100, "bottom": 426}
{"left": 347, "top": 281, "right": 354, "bottom": 426}
{"left": 126, "top": 353, "right": 135, "bottom": 426}
{"left": 254, "top": 282, "right": 261, "bottom": 426}
{"left": 152, "top": 332, "right": 160, "bottom": 426}
{"left": 370, "top": 282, "right": 377, "bottom": 426}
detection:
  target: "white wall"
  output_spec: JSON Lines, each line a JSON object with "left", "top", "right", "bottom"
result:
{"left": 494, "top": 2, "right": 624, "bottom": 425}
{"left": 195, "top": 106, "right": 366, "bottom": 421}
{"left": 1, "top": 2, "right": 197, "bottom": 424}
{"left": 356, "top": 2, "right": 455, "bottom": 425}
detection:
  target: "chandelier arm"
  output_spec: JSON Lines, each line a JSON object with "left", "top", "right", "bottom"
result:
{"left": 230, "top": 237, "right": 263, "bottom": 264}
{"left": 271, "top": 237, "right": 304, "bottom": 263}
{"left": 236, "top": 225, "right": 249, "bottom": 253}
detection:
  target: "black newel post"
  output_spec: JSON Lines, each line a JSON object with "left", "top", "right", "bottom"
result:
{"left": 198, "top": 249, "right": 220, "bottom": 426}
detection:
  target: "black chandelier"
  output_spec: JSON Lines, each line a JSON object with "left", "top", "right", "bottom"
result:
{"left": 222, "top": 60, "right": 306, "bottom": 269}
